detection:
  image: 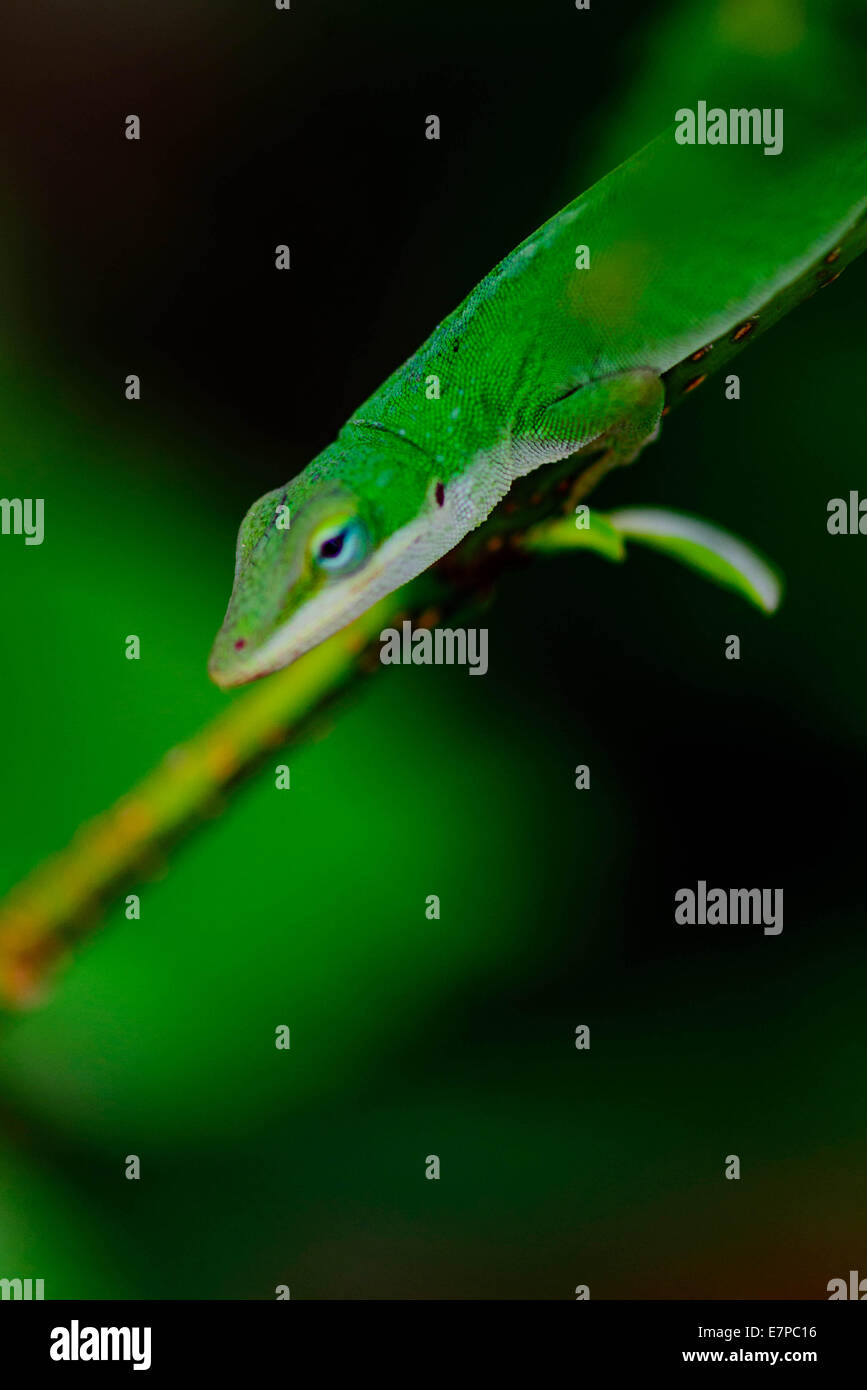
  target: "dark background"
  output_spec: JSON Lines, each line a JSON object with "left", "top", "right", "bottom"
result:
{"left": 0, "top": 0, "right": 865, "bottom": 1298}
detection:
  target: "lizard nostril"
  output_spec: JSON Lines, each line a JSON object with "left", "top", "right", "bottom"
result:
{"left": 234, "top": 639, "right": 246, "bottom": 650}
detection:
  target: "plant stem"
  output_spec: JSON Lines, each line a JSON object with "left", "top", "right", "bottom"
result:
{"left": 0, "top": 594, "right": 401, "bottom": 1007}
{"left": 0, "top": 515, "right": 606, "bottom": 1008}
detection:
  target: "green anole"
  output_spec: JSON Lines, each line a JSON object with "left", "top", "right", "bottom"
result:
{"left": 209, "top": 118, "right": 867, "bottom": 688}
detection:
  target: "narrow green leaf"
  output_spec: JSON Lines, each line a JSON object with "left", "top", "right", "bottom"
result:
{"left": 607, "top": 507, "right": 782, "bottom": 613}
{"left": 523, "top": 511, "right": 626, "bottom": 562}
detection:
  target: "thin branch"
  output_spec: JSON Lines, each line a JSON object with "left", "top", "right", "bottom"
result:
{"left": 0, "top": 594, "right": 401, "bottom": 1007}
{"left": 0, "top": 514, "right": 607, "bottom": 1009}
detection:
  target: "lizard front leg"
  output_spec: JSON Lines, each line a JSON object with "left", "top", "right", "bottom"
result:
{"left": 537, "top": 368, "right": 666, "bottom": 510}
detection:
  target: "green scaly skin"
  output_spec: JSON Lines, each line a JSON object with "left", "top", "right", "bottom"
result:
{"left": 209, "top": 114, "right": 867, "bottom": 687}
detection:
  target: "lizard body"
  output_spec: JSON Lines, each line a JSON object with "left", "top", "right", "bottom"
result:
{"left": 210, "top": 119, "right": 867, "bottom": 686}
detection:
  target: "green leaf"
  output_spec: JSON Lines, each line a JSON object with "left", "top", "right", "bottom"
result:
{"left": 606, "top": 507, "right": 782, "bottom": 613}
{"left": 523, "top": 511, "right": 626, "bottom": 562}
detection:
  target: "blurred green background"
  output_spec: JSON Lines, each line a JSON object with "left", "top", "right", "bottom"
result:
{"left": 0, "top": 0, "right": 865, "bottom": 1298}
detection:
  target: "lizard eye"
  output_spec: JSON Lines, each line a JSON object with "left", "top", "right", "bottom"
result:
{"left": 310, "top": 515, "right": 369, "bottom": 575}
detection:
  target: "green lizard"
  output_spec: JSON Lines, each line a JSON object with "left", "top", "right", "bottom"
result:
{"left": 209, "top": 116, "right": 867, "bottom": 688}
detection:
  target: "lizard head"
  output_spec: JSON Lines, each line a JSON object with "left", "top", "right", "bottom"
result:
{"left": 208, "top": 429, "right": 451, "bottom": 687}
